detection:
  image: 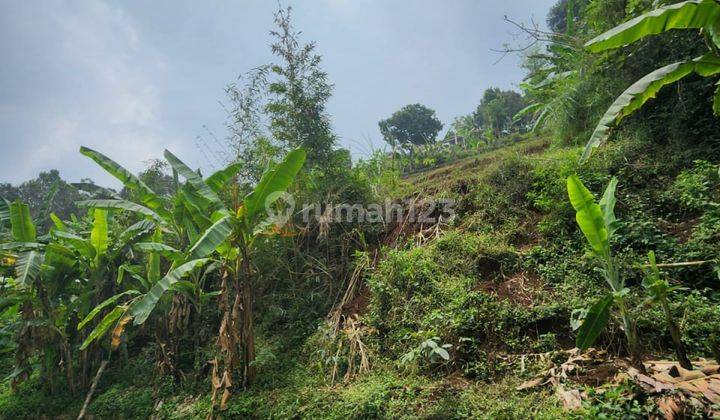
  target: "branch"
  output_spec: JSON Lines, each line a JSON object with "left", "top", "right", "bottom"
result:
{"left": 640, "top": 260, "right": 714, "bottom": 269}
{"left": 492, "top": 16, "right": 583, "bottom": 63}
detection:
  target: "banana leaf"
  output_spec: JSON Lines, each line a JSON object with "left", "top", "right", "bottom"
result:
{"left": 576, "top": 294, "right": 613, "bottom": 350}
{"left": 135, "top": 242, "right": 182, "bottom": 260}
{"left": 9, "top": 201, "right": 36, "bottom": 242}
{"left": 581, "top": 55, "right": 720, "bottom": 162}
{"left": 164, "top": 149, "right": 223, "bottom": 207}
{"left": 187, "top": 216, "right": 233, "bottom": 260}
{"left": 90, "top": 209, "right": 108, "bottom": 259}
{"left": 77, "top": 199, "right": 162, "bottom": 222}
{"left": 244, "top": 148, "right": 306, "bottom": 224}
{"left": 78, "top": 290, "right": 141, "bottom": 330}
{"left": 80, "top": 306, "right": 125, "bottom": 350}
{"left": 53, "top": 231, "right": 96, "bottom": 259}
{"left": 15, "top": 250, "right": 44, "bottom": 285}
{"left": 599, "top": 177, "right": 619, "bottom": 237}
{"left": 80, "top": 146, "right": 164, "bottom": 210}
{"left": 130, "top": 258, "right": 209, "bottom": 325}
{"left": 206, "top": 162, "right": 243, "bottom": 194}
{"left": 585, "top": 0, "right": 720, "bottom": 53}
{"left": 567, "top": 175, "right": 609, "bottom": 255}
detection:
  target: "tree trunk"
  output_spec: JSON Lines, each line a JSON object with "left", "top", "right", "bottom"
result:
{"left": 240, "top": 249, "right": 256, "bottom": 387}
{"left": 619, "top": 305, "right": 646, "bottom": 374}
{"left": 77, "top": 359, "right": 108, "bottom": 420}
{"left": 662, "top": 301, "right": 693, "bottom": 370}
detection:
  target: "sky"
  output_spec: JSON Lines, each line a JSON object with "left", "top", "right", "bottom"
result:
{"left": 0, "top": 0, "right": 556, "bottom": 187}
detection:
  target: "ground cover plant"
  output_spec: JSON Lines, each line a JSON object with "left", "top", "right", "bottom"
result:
{"left": 1, "top": 1, "right": 720, "bottom": 419}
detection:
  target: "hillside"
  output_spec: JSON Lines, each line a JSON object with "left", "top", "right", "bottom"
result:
{"left": 2, "top": 132, "right": 719, "bottom": 418}
{"left": 3, "top": 1, "right": 720, "bottom": 419}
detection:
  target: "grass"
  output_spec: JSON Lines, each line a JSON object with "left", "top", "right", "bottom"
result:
{"left": 1, "top": 134, "right": 719, "bottom": 419}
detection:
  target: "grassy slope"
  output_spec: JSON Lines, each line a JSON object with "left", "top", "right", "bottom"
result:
{"left": 2, "top": 135, "right": 718, "bottom": 419}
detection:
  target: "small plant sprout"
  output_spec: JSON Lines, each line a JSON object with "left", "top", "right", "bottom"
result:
{"left": 642, "top": 250, "right": 693, "bottom": 370}
{"left": 566, "top": 175, "right": 644, "bottom": 370}
{"left": 399, "top": 337, "right": 452, "bottom": 370}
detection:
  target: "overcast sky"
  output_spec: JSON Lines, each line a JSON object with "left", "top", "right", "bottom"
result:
{"left": 0, "top": 0, "right": 555, "bottom": 187}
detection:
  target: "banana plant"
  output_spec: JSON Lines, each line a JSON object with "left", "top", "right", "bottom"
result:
{"left": 581, "top": 0, "right": 720, "bottom": 162}
{"left": 177, "top": 147, "right": 306, "bottom": 391}
{"left": 0, "top": 199, "right": 80, "bottom": 393}
{"left": 76, "top": 145, "right": 307, "bottom": 389}
{"left": 567, "top": 175, "right": 645, "bottom": 370}
{"left": 75, "top": 147, "right": 241, "bottom": 350}
{"left": 48, "top": 207, "right": 156, "bottom": 351}
{"left": 514, "top": 69, "right": 578, "bottom": 133}
{"left": 642, "top": 250, "right": 693, "bottom": 370}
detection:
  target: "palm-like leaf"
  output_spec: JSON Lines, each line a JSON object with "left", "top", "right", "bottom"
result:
{"left": 164, "top": 150, "right": 223, "bottom": 207}
{"left": 187, "top": 216, "right": 233, "bottom": 260}
{"left": 567, "top": 176, "right": 609, "bottom": 255}
{"left": 9, "top": 201, "right": 36, "bottom": 242}
{"left": 80, "top": 146, "right": 164, "bottom": 210}
{"left": 77, "top": 199, "right": 162, "bottom": 222}
{"left": 512, "top": 103, "right": 543, "bottom": 122}
{"left": 206, "top": 162, "right": 243, "bottom": 194}
{"left": 581, "top": 54, "right": 720, "bottom": 162}
{"left": 599, "top": 177, "right": 619, "bottom": 237}
{"left": 135, "top": 242, "right": 182, "bottom": 260}
{"left": 80, "top": 306, "right": 125, "bottom": 350}
{"left": 15, "top": 251, "right": 43, "bottom": 285}
{"left": 585, "top": 0, "right": 720, "bottom": 53}
{"left": 53, "top": 231, "right": 96, "bottom": 259}
{"left": 0, "top": 197, "right": 10, "bottom": 228}
{"left": 90, "top": 209, "right": 108, "bottom": 259}
{"left": 118, "top": 220, "right": 156, "bottom": 246}
{"left": 71, "top": 182, "right": 122, "bottom": 199}
{"left": 244, "top": 148, "right": 306, "bottom": 224}
{"left": 0, "top": 242, "right": 42, "bottom": 251}
{"left": 78, "top": 290, "right": 141, "bottom": 330}
{"left": 179, "top": 187, "right": 214, "bottom": 228}
{"left": 130, "top": 258, "right": 209, "bottom": 325}
{"left": 576, "top": 294, "right": 613, "bottom": 350}
{"left": 44, "top": 243, "right": 77, "bottom": 272}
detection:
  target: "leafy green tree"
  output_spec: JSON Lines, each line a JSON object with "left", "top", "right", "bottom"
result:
{"left": 547, "top": 0, "right": 589, "bottom": 34}
{"left": 473, "top": 88, "right": 526, "bottom": 136}
{"left": 445, "top": 115, "right": 482, "bottom": 147}
{"left": 0, "top": 170, "right": 85, "bottom": 229}
{"left": 265, "top": 7, "right": 336, "bottom": 167}
{"left": 135, "top": 159, "right": 176, "bottom": 198}
{"left": 378, "top": 104, "right": 443, "bottom": 151}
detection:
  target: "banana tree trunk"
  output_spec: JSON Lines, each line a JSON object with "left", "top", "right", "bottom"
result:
{"left": 240, "top": 248, "right": 256, "bottom": 387}
{"left": 662, "top": 301, "right": 693, "bottom": 370}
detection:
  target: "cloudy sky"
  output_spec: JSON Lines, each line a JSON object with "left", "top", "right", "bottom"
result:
{"left": 0, "top": 0, "right": 555, "bottom": 187}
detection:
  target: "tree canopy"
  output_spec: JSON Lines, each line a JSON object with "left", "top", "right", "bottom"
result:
{"left": 472, "top": 88, "right": 526, "bottom": 136}
{"left": 378, "top": 103, "right": 443, "bottom": 150}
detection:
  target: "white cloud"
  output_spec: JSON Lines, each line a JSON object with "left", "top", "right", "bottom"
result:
{"left": 0, "top": 0, "right": 176, "bottom": 187}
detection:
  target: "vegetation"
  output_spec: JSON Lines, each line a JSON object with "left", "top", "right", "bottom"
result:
{"left": 566, "top": 175, "right": 643, "bottom": 368}
{"left": 2, "top": 1, "right": 720, "bottom": 419}
{"left": 379, "top": 104, "right": 444, "bottom": 151}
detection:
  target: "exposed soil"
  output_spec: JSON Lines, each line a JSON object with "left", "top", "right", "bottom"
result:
{"left": 474, "top": 270, "right": 548, "bottom": 308}
{"left": 569, "top": 362, "right": 621, "bottom": 386}
{"left": 658, "top": 217, "right": 700, "bottom": 243}
{"left": 341, "top": 284, "right": 370, "bottom": 317}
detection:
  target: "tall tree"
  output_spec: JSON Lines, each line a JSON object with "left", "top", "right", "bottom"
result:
{"left": 472, "top": 88, "right": 526, "bottom": 136}
{"left": 265, "top": 7, "right": 336, "bottom": 167}
{"left": 378, "top": 104, "right": 443, "bottom": 151}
